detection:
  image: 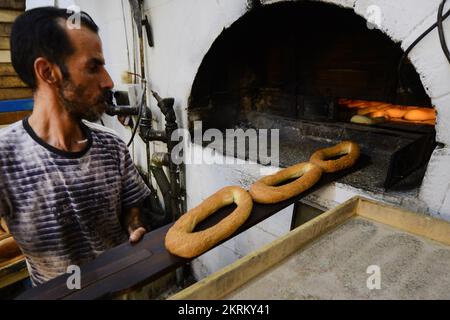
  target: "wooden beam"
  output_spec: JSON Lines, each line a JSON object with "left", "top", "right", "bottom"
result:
{"left": 0, "top": 36, "right": 8, "bottom": 49}
{"left": 0, "top": 9, "right": 21, "bottom": 23}
{"left": 0, "top": 88, "right": 32, "bottom": 100}
{"left": 0, "top": 76, "right": 27, "bottom": 88}
{"left": 0, "top": 110, "right": 31, "bottom": 125}
{"left": 0, "top": 0, "right": 26, "bottom": 11}
{"left": 0, "top": 23, "right": 12, "bottom": 36}
{"left": 0, "top": 49, "right": 10, "bottom": 63}
{"left": 0, "top": 63, "right": 15, "bottom": 75}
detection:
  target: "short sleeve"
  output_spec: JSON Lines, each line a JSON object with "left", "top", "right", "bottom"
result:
{"left": 119, "top": 142, "right": 151, "bottom": 209}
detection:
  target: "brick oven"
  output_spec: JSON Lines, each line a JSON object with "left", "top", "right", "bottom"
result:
{"left": 189, "top": 1, "right": 436, "bottom": 192}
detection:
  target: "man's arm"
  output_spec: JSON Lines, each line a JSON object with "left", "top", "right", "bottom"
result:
{"left": 123, "top": 207, "right": 147, "bottom": 243}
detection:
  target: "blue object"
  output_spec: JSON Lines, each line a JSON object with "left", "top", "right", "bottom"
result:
{"left": 0, "top": 99, "right": 34, "bottom": 113}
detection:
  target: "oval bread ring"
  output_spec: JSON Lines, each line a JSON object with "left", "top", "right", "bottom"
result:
{"left": 310, "top": 141, "right": 360, "bottom": 173}
{"left": 249, "top": 162, "right": 322, "bottom": 204}
{"left": 165, "top": 186, "right": 253, "bottom": 258}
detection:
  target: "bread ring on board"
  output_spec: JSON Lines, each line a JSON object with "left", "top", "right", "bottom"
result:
{"left": 249, "top": 162, "right": 322, "bottom": 204}
{"left": 165, "top": 186, "right": 253, "bottom": 258}
{"left": 310, "top": 141, "right": 360, "bottom": 173}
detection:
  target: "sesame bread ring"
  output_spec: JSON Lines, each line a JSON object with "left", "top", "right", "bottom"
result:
{"left": 249, "top": 162, "right": 322, "bottom": 204}
{"left": 310, "top": 141, "right": 360, "bottom": 173}
{"left": 165, "top": 186, "right": 253, "bottom": 258}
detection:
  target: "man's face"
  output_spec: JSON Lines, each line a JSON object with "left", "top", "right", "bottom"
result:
{"left": 56, "top": 23, "right": 114, "bottom": 122}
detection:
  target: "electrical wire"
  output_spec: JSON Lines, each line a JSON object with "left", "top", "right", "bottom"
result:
{"left": 398, "top": 1, "right": 450, "bottom": 91}
{"left": 127, "top": 84, "right": 147, "bottom": 147}
{"left": 438, "top": 0, "right": 450, "bottom": 64}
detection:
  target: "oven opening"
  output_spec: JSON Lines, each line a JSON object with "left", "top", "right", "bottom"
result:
{"left": 188, "top": 1, "right": 437, "bottom": 193}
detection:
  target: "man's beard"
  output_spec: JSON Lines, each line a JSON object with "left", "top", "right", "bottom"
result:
{"left": 57, "top": 79, "right": 108, "bottom": 122}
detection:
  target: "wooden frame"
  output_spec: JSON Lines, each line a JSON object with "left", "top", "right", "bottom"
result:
{"left": 0, "top": 256, "right": 27, "bottom": 289}
{"left": 169, "top": 196, "right": 450, "bottom": 300}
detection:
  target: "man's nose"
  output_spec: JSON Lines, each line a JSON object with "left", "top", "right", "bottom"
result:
{"left": 101, "top": 68, "right": 114, "bottom": 90}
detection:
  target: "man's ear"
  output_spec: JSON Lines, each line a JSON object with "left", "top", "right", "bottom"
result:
{"left": 34, "top": 57, "right": 60, "bottom": 85}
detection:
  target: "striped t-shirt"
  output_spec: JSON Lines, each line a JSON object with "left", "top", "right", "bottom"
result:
{"left": 0, "top": 118, "right": 151, "bottom": 286}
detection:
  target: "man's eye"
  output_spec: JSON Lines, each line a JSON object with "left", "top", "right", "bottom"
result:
{"left": 89, "top": 65, "right": 99, "bottom": 73}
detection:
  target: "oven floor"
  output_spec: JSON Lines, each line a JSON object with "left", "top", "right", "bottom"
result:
{"left": 198, "top": 111, "right": 431, "bottom": 196}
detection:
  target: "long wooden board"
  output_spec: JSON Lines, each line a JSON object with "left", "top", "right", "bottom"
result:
{"left": 16, "top": 157, "right": 369, "bottom": 300}
{"left": 0, "top": 9, "right": 21, "bottom": 23}
{"left": 169, "top": 196, "right": 450, "bottom": 300}
{"left": 0, "top": 75, "right": 26, "bottom": 88}
{"left": 0, "top": 256, "right": 27, "bottom": 290}
{"left": 0, "top": 88, "right": 32, "bottom": 100}
{"left": 0, "top": 36, "right": 8, "bottom": 49}
{"left": 0, "top": 110, "right": 31, "bottom": 125}
{"left": 0, "top": 63, "right": 15, "bottom": 75}
{"left": 0, "top": 23, "right": 12, "bottom": 36}
{"left": 0, "top": 0, "right": 26, "bottom": 11}
{"left": 0, "top": 49, "right": 10, "bottom": 62}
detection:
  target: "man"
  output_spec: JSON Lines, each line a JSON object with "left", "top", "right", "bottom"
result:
{"left": 0, "top": 7, "right": 151, "bottom": 286}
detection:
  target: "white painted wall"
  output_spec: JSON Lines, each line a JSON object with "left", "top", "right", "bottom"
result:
{"left": 25, "top": 0, "right": 450, "bottom": 279}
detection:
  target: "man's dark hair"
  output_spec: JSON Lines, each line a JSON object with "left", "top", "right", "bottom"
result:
{"left": 10, "top": 6, "right": 99, "bottom": 90}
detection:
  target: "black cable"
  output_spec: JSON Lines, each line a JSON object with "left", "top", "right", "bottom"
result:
{"left": 438, "top": 0, "right": 450, "bottom": 64}
{"left": 398, "top": 2, "right": 450, "bottom": 91}
{"left": 127, "top": 86, "right": 146, "bottom": 147}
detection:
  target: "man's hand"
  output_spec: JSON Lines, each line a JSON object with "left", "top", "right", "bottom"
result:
{"left": 124, "top": 207, "right": 147, "bottom": 244}
{"left": 128, "top": 226, "right": 146, "bottom": 243}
